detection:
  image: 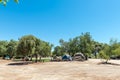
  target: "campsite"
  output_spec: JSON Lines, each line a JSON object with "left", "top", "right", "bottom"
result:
{"left": 1, "top": 0, "right": 120, "bottom": 80}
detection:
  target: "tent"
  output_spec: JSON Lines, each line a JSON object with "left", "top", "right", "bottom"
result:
{"left": 52, "top": 56, "right": 62, "bottom": 61}
{"left": 5, "top": 55, "right": 10, "bottom": 60}
{"left": 62, "top": 54, "right": 72, "bottom": 61}
{"left": 73, "top": 53, "right": 85, "bottom": 61}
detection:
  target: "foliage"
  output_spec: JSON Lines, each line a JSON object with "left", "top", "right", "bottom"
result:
{"left": 53, "top": 33, "right": 120, "bottom": 62}
{"left": 0, "top": 41, "right": 8, "bottom": 57}
{"left": 16, "top": 35, "right": 52, "bottom": 62}
{"left": 0, "top": 33, "right": 120, "bottom": 63}
{"left": 99, "top": 45, "right": 110, "bottom": 63}
{"left": 97, "top": 39, "right": 120, "bottom": 63}
{"left": 6, "top": 39, "right": 18, "bottom": 59}
{"left": 54, "top": 32, "right": 94, "bottom": 58}
{"left": 110, "top": 39, "right": 120, "bottom": 56}
{"left": 53, "top": 46, "right": 63, "bottom": 56}
{"left": 0, "top": 0, "right": 18, "bottom": 6}
{"left": 17, "top": 35, "right": 37, "bottom": 57}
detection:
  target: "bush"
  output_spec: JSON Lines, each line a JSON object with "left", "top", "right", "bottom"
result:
{"left": 99, "top": 51, "right": 110, "bottom": 63}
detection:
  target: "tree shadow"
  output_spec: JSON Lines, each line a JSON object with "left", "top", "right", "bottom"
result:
{"left": 97, "top": 62, "right": 120, "bottom": 66}
{"left": 7, "top": 61, "right": 33, "bottom": 66}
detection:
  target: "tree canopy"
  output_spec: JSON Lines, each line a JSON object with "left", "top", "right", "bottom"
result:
{"left": 0, "top": 0, "right": 18, "bottom": 6}
{"left": 0, "top": 35, "right": 53, "bottom": 62}
{"left": 0, "top": 33, "right": 120, "bottom": 63}
{"left": 53, "top": 32, "right": 120, "bottom": 62}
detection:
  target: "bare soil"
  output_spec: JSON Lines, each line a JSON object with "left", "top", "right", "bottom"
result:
{"left": 0, "top": 59, "right": 120, "bottom": 80}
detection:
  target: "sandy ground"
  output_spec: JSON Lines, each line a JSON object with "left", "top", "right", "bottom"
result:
{"left": 0, "top": 59, "right": 120, "bottom": 80}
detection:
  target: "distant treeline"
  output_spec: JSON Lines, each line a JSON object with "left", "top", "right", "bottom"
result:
{"left": 53, "top": 32, "right": 120, "bottom": 63}
{"left": 0, "top": 32, "right": 120, "bottom": 63}
{"left": 0, "top": 35, "right": 52, "bottom": 62}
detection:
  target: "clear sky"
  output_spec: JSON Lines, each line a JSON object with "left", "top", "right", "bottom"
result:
{"left": 0, "top": 0, "right": 120, "bottom": 46}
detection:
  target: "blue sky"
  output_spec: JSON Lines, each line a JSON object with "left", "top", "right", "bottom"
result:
{"left": 0, "top": 0, "right": 120, "bottom": 46}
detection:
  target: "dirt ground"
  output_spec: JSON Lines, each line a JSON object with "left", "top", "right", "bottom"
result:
{"left": 0, "top": 59, "right": 120, "bottom": 80}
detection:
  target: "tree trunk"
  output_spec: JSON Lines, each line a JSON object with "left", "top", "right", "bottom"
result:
{"left": 85, "top": 54, "right": 88, "bottom": 60}
{"left": 35, "top": 54, "right": 38, "bottom": 63}
{"left": 95, "top": 52, "right": 97, "bottom": 59}
{"left": 39, "top": 56, "right": 42, "bottom": 62}
{"left": 105, "top": 59, "right": 109, "bottom": 64}
{"left": 30, "top": 55, "right": 32, "bottom": 61}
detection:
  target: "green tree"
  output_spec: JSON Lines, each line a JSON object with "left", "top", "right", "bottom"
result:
{"left": 35, "top": 39, "right": 52, "bottom": 61}
{"left": 17, "top": 35, "right": 52, "bottom": 62}
{"left": 98, "top": 39, "right": 120, "bottom": 63}
{"left": 93, "top": 42, "right": 102, "bottom": 58}
{"left": 0, "top": 0, "right": 18, "bottom": 6}
{"left": 99, "top": 44, "right": 110, "bottom": 63}
{"left": 56, "top": 32, "right": 94, "bottom": 60}
{"left": 6, "top": 39, "right": 18, "bottom": 59}
{"left": 110, "top": 39, "right": 120, "bottom": 57}
{"left": 0, "top": 41, "right": 8, "bottom": 58}
{"left": 53, "top": 46, "right": 63, "bottom": 56}
{"left": 75, "top": 32, "right": 93, "bottom": 60}
{"left": 59, "top": 39, "right": 70, "bottom": 54}
{"left": 17, "top": 35, "right": 37, "bottom": 61}
{"left": 68, "top": 38, "right": 80, "bottom": 56}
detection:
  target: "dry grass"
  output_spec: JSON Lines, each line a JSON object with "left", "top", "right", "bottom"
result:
{"left": 0, "top": 59, "right": 120, "bottom": 80}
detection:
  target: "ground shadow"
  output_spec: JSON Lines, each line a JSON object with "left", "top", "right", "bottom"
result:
{"left": 97, "top": 62, "right": 120, "bottom": 66}
{"left": 7, "top": 61, "right": 33, "bottom": 66}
